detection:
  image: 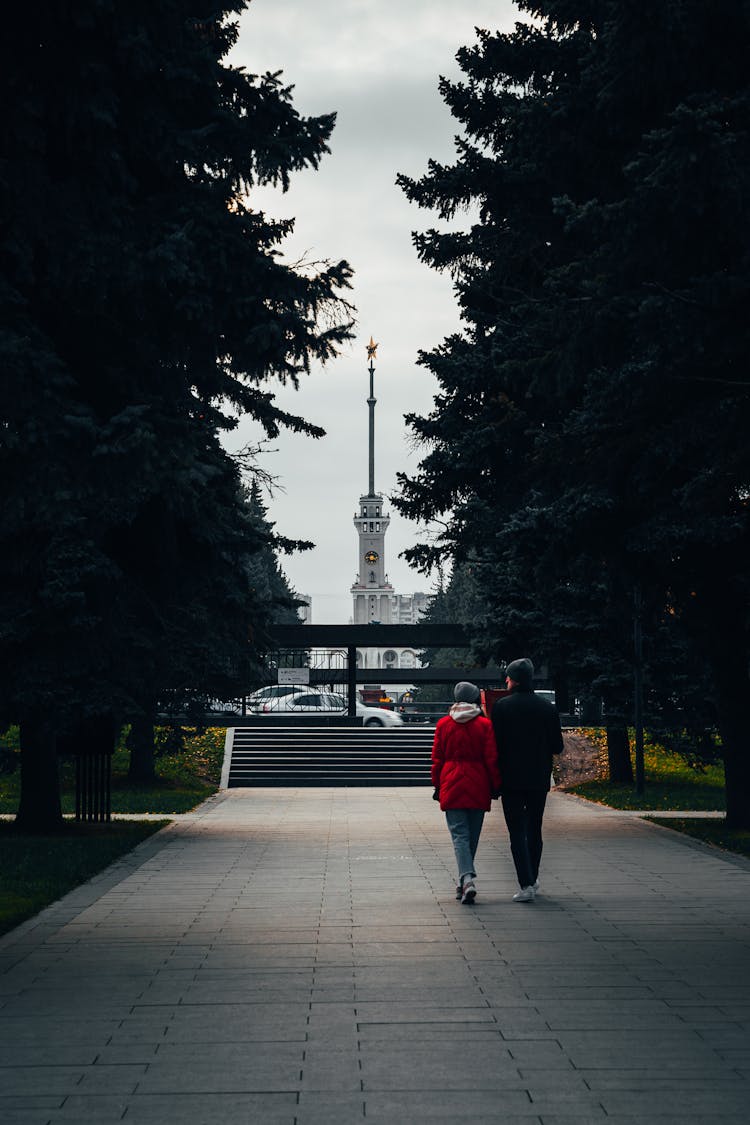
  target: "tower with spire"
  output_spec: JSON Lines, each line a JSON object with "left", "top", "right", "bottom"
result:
{"left": 351, "top": 337, "right": 394, "bottom": 624}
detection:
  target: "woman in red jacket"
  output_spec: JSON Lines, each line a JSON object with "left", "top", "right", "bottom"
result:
{"left": 432, "top": 681, "right": 501, "bottom": 904}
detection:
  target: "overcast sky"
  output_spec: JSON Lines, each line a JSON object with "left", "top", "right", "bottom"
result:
{"left": 227, "top": 1, "right": 520, "bottom": 621}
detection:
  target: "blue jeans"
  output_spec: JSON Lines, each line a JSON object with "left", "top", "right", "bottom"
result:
{"left": 445, "top": 809, "right": 485, "bottom": 882}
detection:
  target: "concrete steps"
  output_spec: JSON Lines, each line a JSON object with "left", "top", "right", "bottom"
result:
{"left": 223, "top": 725, "right": 435, "bottom": 787}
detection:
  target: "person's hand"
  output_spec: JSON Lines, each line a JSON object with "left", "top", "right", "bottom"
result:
{"left": 432, "top": 788, "right": 440, "bottom": 801}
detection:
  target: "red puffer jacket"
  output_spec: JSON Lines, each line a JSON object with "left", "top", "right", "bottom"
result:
{"left": 431, "top": 704, "right": 502, "bottom": 811}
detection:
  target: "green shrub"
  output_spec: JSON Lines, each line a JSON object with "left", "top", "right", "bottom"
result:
{"left": 0, "top": 725, "right": 226, "bottom": 816}
{"left": 567, "top": 729, "right": 725, "bottom": 811}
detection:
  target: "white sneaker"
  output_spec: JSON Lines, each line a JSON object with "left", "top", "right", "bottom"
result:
{"left": 512, "top": 886, "right": 535, "bottom": 903}
{"left": 532, "top": 880, "right": 540, "bottom": 893}
{"left": 461, "top": 880, "right": 477, "bottom": 904}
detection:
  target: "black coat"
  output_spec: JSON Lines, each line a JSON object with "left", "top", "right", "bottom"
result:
{"left": 491, "top": 687, "right": 564, "bottom": 792}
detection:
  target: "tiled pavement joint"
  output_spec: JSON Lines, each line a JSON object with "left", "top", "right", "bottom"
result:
{"left": 1, "top": 787, "right": 749, "bottom": 1123}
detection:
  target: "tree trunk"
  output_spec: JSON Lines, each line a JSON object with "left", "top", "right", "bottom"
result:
{"left": 552, "top": 670, "right": 570, "bottom": 715}
{"left": 700, "top": 585, "right": 750, "bottom": 828}
{"left": 721, "top": 703, "right": 750, "bottom": 829}
{"left": 15, "top": 718, "right": 63, "bottom": 831}
{"left": 606, "top": 723, "right": 634, "bottom": 784}
{"left": 709, "top": 631, "right": 750, "bottom": 829}
{"left": 579, "top": 694, "right": 603, "bottom": 724}
{"left": 127, "top": 714, "right": 156, "bottom": 783}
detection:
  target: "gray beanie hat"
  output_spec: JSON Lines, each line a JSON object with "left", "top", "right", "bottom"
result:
{"left": 505, "top": 658, "right": 534, "bottom": 687}
{"left": 454, "top": 680, "right": 481, "bottom": 703}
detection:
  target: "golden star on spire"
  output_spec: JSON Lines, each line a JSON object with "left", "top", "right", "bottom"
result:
{"left": 366, "top": 336, "right": 378, "bottom": 361}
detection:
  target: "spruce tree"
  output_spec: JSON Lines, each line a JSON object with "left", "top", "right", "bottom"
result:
{"left": 243, "top": 482, "right": 307, "bottom": 629}
{"left": 416, "top": 564, "right": 482, "bottom": 704}
{"left": 1, "top": 3, "right": 353, "bottom": 827}
{"left": 396, "top": 1, "right": 750, "bottom": 821}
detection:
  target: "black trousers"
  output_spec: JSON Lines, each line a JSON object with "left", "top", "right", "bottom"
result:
{"left": 501, "top": 790, "right": 548, "bottom": 888}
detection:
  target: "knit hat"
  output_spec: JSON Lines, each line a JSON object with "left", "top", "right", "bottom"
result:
{"left": 453, "top": 681, "right": 481, "bottom": 703}
{"left": 505, "top": 658, "right": 534, "bottom": 687}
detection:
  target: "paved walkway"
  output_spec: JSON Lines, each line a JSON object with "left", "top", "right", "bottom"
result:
{"left": 1, "top": 789, "right": 749, "bottom": 1125}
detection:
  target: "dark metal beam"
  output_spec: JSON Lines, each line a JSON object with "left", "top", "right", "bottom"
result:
{"left": 346, "top": 645, "right": 357, "bottom": 717}
{"left": 308, "top": 667, "right": 504, "bottom": 686}
{"left": 265, "top": 623, "right": 471, "bottom": 649}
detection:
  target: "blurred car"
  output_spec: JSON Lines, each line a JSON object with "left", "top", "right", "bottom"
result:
{"left": 356, "top": 701, "right": 403, "bottom": 728}
{"left": 257, "top": 690, "right": 404, "bottom": 727}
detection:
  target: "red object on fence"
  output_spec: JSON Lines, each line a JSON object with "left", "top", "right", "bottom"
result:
{"left": 480, "top": 688, "right": 510, "bottom": 717}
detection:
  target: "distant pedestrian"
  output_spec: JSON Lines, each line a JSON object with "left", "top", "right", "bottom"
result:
{"left": 491, "top": 659, "right": 563, "bottom": 902}
{"left": 432, "top": 681, "right": 502, "bottom": 904}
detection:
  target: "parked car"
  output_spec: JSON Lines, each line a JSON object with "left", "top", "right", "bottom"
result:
{"left": 247, "top": 684, "right": 307, "bottom": 709}
{"left": 257, "top": 691, "right": 404, "bottom": 727}
{"left": 535, "top": 690, "right": 556, "bottom": 706}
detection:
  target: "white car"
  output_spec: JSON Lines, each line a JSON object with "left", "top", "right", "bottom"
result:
{"left": 252, "top": 688, "right": 342, "bottom": 714}
{"left": 535, "top": 690, "right": 556, "bottom": 706}
{"left": 355, "top": 700, "right": 404, "bottom": 728}
{"left": 246, "top": 684, "right": 307, "bottom": 709}
{"left": 256, "top": 690, "right": 404, "bottom": 727}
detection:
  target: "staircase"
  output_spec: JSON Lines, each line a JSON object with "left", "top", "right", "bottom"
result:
{"left": 223, "top": 725, "right": 435, "bottom": 787}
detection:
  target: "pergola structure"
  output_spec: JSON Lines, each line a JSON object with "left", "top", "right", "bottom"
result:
{"left": 265, "top": 623, "right": 506, "bottom": 717}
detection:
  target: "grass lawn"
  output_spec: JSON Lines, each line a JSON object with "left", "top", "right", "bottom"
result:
{"left": 0, "top": 725, "right": 226, "bottom": 816}
{"left": 564, "top": 730, "right": 750, "bottom": 859}
{"left": 565, "top": 729, "right": 725, "bottom": 811}
{"left": 0, "top": 725, "right": 225, "bottom": 937}
{"left": 648, "top": 817, "right": 750, "bottom": 860}
{"left": 0, "top": 819, "right": 168, "bottom": 937}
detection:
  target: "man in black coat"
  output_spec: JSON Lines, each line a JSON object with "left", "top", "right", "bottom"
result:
{"left": 491, "top": 658, "right": 564, "bottom": 902}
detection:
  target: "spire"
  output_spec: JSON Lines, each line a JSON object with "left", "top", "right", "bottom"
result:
{"left": 366, "top": 336, "right": 378, "bottom": 496}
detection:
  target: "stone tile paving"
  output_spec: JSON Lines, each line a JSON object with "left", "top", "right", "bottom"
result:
{"left": 1, "top": 787, "right": 749, "bottom": 1124}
